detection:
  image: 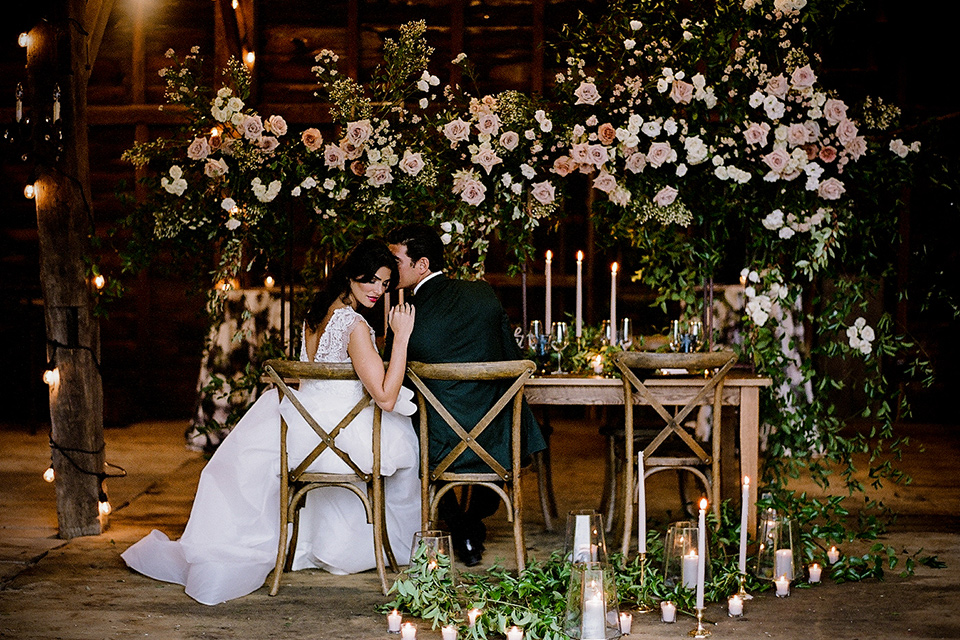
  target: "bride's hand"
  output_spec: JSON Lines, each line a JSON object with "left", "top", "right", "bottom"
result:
{"left": 388, "top": 302, "right": 415, "bottom": 339}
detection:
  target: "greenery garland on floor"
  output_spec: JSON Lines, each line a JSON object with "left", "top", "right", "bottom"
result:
{"left": 384, "top": 501, "right": 943, "bottom": 640}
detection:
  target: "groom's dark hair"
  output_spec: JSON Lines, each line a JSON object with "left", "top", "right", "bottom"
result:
{"left": 387, "top": 223, "right": 447, "bottom": 272}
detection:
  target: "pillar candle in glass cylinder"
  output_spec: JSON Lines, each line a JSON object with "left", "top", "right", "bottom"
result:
{"left": 682, "top": 551, "right": 698, "bottom": 589}
{"left": 582, "top": 583, "right": 606, "bottom": 640}
{"left": 775, "top": 548, "right": 794, "bottom": 580}
{"left": 619, "top": 612, "right": 633, "bottom": 634}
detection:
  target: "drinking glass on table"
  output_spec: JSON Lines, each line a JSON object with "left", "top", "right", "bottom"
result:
{"left": 687, "top": 320, "right": 704, "bottom": 352}
{"left": 550, "top": 321, "right": 570, "bottom": 374}
{"left": 618, "top": 318, "right": 634, "bottom": 350}
{"left": 669, "top": 320, "right": 684, "bottom": 352}
{"left": 527, "top": 320, "right": 549, "bottom": 374}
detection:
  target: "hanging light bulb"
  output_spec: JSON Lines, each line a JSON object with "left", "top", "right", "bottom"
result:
{"left": 98, "top": 482, "right": 112, "bottom": 516}
{"left": 43, "top": 466, "right": 55, "bottom": 483}
{"left": 93, "top": 274, "right": 106, "bottom": 290}
{"left": 231, "top": 0, "right": 239, "bottom": 9}
{"left": 18, "top": 32, "right": 30, "bottom": 48}
{"left": 264, "top": 275, "right": 275, "bottom": 288}
{"left": 98, "top": 500, "right": 112, "bottom": 516}
{"left": 24, "top": 184, "right": 36, "bottom": 199}
{"left": 244, "top": 50, "right": 255, "bottom": 66}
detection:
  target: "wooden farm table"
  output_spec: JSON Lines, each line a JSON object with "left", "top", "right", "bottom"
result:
{"left": 524, "top": 373, "right": 771, "bottom": 532}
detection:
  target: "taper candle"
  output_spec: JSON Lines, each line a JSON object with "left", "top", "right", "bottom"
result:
{"left": 637, "top": 452, "right": 647, "bottom": 554}
{"left": 545, "top": 251, "right": 553, "bottom": 330}
{"left": 738, "top": 476, "right": 749, "bottom": 574}
{"left": 696, "top": 498, "right": 707, "bottom": 610}
{"left": 609, "top": 262, "right": 618, "bottom": 339}
{"left": 575, "top": 251, "right": 583, "bottom": 338}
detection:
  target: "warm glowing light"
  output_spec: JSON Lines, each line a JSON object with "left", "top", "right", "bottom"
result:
{"left": 244, "top": 50, "right": 255, "bottom": 66}
{"left": 576, "top": 250, "right": 583, "bottom": 262}
{"left": 611, "top": 261, "right": 619, "bottom": 275}
{"left": 93, "top": 274, "right": 106, "bottom": 290}
{"left": 98, "top": 501, "right": 112, "bottom": 516}
{"left": 699, "top": 497, "right": 708, "bottom": 510}
{"left": 231, "top": 0, "right": 239, "bottom": 9}
{"left": 264, "top": 275, "right": 275, "bottom": 287}
{"left": 43, "top": 467, "right": 55, "bottom": 483}
{"left": 42, "top": 368, "right": 59, "bottom": 386}
{"left": 210, "top": 127, "right": 221, "bottom": 137}
{"left": 18, "top": 32, "right": 30, "bottom": 48}
{"left": 230, "top": 205, "right": 240, "bottom": 215}
{"left": 23, "top": 184, "right": 36, "bottom": 199}
{"left": 545, "top": 249, "right": 552, "bottom": 262}
{"left": 743, "top": 475, "right": 749, "bottom": 485}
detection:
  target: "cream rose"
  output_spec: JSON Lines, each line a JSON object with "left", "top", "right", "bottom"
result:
{"left": 574, "top": 81, "right": 601, "bottom": 105}
{"left": 344, "top": 119, "right": 373, "bottom": 147}
{"left": 266, "top": 115, "right": 288, "bottom": 136}
{"left": 365, "top": 163, "right": 393, "bottom": 187}
{"left": 670, "top": 79, "right": 694, "bottom": 104}
{"left": 835, "top": 119, "right": 859, "bottom": 146}
{"left": 473, "top": 147, "right": 503, "bottom": 175}
{"left": 817, "top": 177, "right": 845, "bottom": 200}
{"left": 399, "top": 150, "right": 425, "bottom": 176}
{"left": 187, "top": 137, "right": 211, "bottom": 161}
{"left": 586, "top": 144, "right": 609, "bottom": 167}
{"left": 241, "top": 114, "right": 264, "bottom": 141}
{"left": 762, "top": 149, "right": 791, "bottom": 173}
{"left": 653, "top": 185, "right": 678, "bottom": 207}
{"left": 791, "top": 64, "right": 817, "bottom": 89}
{"left": 592, "top": 171, "right": 617, "bottom": 193}
{"left": 323, "top": 143, "right": 346, "bottom": 169}
{"left": 531, "top": 180, "right": 556, "bottom": 204}
{"left": 443, "top": 118, "right": 471, "bottom": 145}
{"left": 499, "top": 131, "right": 519, "bottom": 151}
{"left": 625, "top": 152, "right": 647, "bottom": 174}
{"left": 823, "top": 98, "right": 848, "bottom": 125}
{"left": 477, "top": 112, "right": 501, "bottom": 136}
{"left": 743, "top": 122, "right": 770, "bottom": 147}
{"left": 646, "top": 141, "right": 676, "bottom": 167}
{"left": 459, "top": 179, "right": 487, "bottom": 206}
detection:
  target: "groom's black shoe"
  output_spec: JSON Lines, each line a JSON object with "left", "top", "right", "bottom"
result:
{"left": 454, "top": 536, "right": 484, "bottom": 567}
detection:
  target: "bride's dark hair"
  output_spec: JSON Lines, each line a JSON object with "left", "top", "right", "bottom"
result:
{"left": 305, "top": 239, "right": 399, "bottom": 330}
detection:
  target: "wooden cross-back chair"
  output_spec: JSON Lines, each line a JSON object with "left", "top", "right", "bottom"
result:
{"left": 613, "top": 350, "right": 738, "bottom": 556}
{"left": 263, "top": 359, "right": 398, "bottom": 596}
{"left": 406, "top": 360, "right": 536, "bottom": 571}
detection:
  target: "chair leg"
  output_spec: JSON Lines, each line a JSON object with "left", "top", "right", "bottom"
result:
{"left": 270, "top": 504, "right": 290, "bottom": 596}
{"left": 284, "top": 505, "right": 302, "bottom": 572}
{"left": 512, "top": 479, "right": 526, "bottom": 573}
{"left": 533, "top": 450, "right": 557, "bottom": 531}
{"left": 371, "top": 478, "right": 390, "bottom": 595}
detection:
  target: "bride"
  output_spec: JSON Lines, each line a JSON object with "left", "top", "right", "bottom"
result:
{"left": 121, "top": 239, "right": 420, "bottom": 605}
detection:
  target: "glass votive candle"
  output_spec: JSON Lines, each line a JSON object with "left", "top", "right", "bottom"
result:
{"left": 728, "top": 594, "right": 744, "bottom": 617}
{"left": 387, "top": 609, "right": 402, "bottom": 633}
{"left": 808, "top": 563, "right": 822, "bottom": 583}
{"left": 827, "top": 546, "right": 840, "bottom": 564}
{"left": 775, "top": 575, "right": 790, "bottom": 597}
{"left": 619, "top": 612, "right": 633, "bottom": 634}
{"left": 660, "top": 600, "right": 676, "bottom": 623}
{"left": 400, "top": 622, "right": 417, "bottom": 639}
{"left": 467, "top": 608, "right": 482, "bottom": 627}
{"left": 441, "top": 624, "right": 458, "bottom": 640}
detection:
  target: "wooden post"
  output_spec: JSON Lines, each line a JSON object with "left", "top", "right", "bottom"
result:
{"left": 28, "top": 0, "right": 106, "bottom": 538}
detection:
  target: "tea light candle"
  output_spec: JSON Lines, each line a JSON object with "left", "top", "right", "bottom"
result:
{"left": 728, "top": 594, "right": 744, "bottom": 617}
{"left": 505, "top": 626, "right": 524, "bottom": 640}
{"left": 827, "top": 546, "right": 840, "bottom": 564}
{"left": 467, "top": 608, "right": 481, "bottom": 627}
{"left": 682, "top": 551, "right": 698, "bottom": 589}
{"left": 808, "top": 563, "right": 822, "bottom": 583}
{"left": 619, "top": 612, "right": 633, "bottom": 634}
{"left": 775, "top": 575, "right": 790, "bottom": 597}
{"left": 775, "top": 548, "right": 794, "bottom": 580}
{"left": 401, "top": 622, "right": 417, "bottom": 639}
{"left": 441, "top": 625, "right": 458, "bottom": 640}
{"left": 660, "top": 600, "right": 676, "bottom": 623}
{"left": 387, "top": 609, "right": 402, "bottom": 633}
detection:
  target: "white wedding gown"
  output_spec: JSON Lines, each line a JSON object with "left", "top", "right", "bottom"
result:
{"left": 122, "top": 307, "right": 421, "bottom": 605}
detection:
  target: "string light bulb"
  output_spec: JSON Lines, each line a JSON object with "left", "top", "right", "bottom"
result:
{"left": 24, "top": 184, "right": 36, "bottom": 199}
{"left": 93, "top": 274, "right": 106, "bottom": 290}
{"left": 264, "top": 275, "right": 275, "bottom": 287}
{"left": 231, "top": 0, "right": 239, "bottom": 9}
{"left": 43, "top": 466, "right": 55, "bottom": 483}
{"left": 18, "top": 32, "right": 30, "bottom": 48}
{"left": 244, "top": 50, "right": 255, "bottom": 66}
{"left": 42, "top": 367, "right": 59, "bottom": 386}
{"left": 98, "top": 500, "right": 112, "bottom": 516}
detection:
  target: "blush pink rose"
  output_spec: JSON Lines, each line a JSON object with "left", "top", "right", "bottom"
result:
{"left": 473, "top": 147, "right": 503, "bottom": 174}
{"left": 592, "top": 171, "right": 617, "bottom": 193}
{"left": 817, "top": 177, "right": 846, "bottom": 200}
{"left": 845, "top": 136, "right": 867, "bottom": 161}
{"left": 552, "top": 155, "right": 575, "bottom": 176}
{"left": 241, "top": 114, "right": 264, "bottom": 141}
{"left": 443, "top": 118, "right": 471, "bottom": 145}
{"left": 365, "top": 163, "right": 393, "bottom": 187}
{"left": 531, "top": 180, "right": 556, "bottom": 204}
{"left": 187, "top": 136, "right": 211, "bottom": 160}
{"left": 350, "top": 160, "right": 366, "bottom": 177}
{"left": 341, "top": 140, "right": 363, "bottom": 160}
{"left": 323, "top": 143, "right": 346, "bottom": 169}
{"left": 204, "top": 157, "right": 228, "bottom": 178}
{"left": 823, "top": 98, "right": 848, "bottom": 126}
{"left": 587, "top": 144, "right": 610, "bottom": 167}
{"left": 267, "top": 115, "right": 288, "bottom": 136}
{"left": 574, "top": 81, "right": 601, "bottom": 105}
{"left": 597, "top": 123, "right": 617, "bottom": 146}
{"left": 818, "top": 145, "right": 837, "bottom": 163}
{"left": 459, "top": 179, "right": 487, "bottom": 206}
{"left": 765, "top": 75, "right": 789, "bottom": 98}
{"left": 399, "top": 150, "right": 425, "bottom": 176}
{"left": 301, "top": 128, "right": 324, "bottom": 152}
{"left": 762, "top": 148, "right": 791, "bottom": 173}
{"left": 646, "top": 141, "right": 675, "bottom": 167}
{"left": 477, "top": 113, "right": 500, "bottom": 136}
{"left": 625, "top": 152, "right": 647, "bottom": 174}
{"left": 571, "top": 142, "right": 591, "bottom": 164}
{"left": 836, "top": 119, "right": 859, "bottom": 146}
{"left": 786, "top": 123, "right": 809, "bottom": 147}
{"left": 257, "top": 136, "right": 279, "bottom": 153}
{"left": 743, "top": 122, "right": 770, "bottom": 147}
{"left": 670, "top": 79, "right": 694, "bottom": 104}
{"left": 500, "top": 131, "right": 519, "bottom": 151}
{"left": 791, "top": 64, "right": 817, "bottom": 89}
{"left": 344, "top": 119, "right": 373, "bottom": 147}
{"left": 653, "top": 185, "right": 679, "bottom": 207}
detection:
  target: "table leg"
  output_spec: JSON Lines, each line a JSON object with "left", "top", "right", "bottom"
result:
{"left": 739, "top": 387, "right": 760, "bottom": 533}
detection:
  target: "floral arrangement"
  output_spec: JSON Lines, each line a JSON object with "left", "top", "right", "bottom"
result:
{"left": 120, "top": 0, "right": 933, "bottom": 537}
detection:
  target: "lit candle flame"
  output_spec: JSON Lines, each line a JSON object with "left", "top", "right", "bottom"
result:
{"left": 43, "top": 467, "right": 55, "bottom": 483}
{"left": 98, "top": 501, "right": 112, "bottom": 516}
{"left": 576, "top": 250, "right": 583, "bottom": 262}
{"left": 264, "top": 275, "right": 275, "bottom": 288}
{"left": 545, "top": 249, "right": 552, "bottom": 262}
{"left": 611, "top": 262, "right": 619, "bottom": 275}
{"left": 699, "top": 497, "right": 708, "bottom": 510}
{"left": 42, "top": 368, "right": 59, "bottom": 386}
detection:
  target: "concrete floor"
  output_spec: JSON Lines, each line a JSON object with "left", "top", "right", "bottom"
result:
{"left": 1, "top": 416, "right": 958, "bottom": 639}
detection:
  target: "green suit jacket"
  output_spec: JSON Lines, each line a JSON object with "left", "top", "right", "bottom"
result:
{"left": 407, "top": 274, "right": 545, "bottom": 474}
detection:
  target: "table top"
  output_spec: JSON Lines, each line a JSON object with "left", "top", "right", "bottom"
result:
{"left": 526, "top": 373, "right": 772, "bottom": 388}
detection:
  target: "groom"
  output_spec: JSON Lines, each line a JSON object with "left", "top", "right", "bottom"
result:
{"left": 387, "top": 223, "right": 545, "bottom": 566}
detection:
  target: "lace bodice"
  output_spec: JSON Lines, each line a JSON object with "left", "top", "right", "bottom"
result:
{"left": 300, "top": 307, "right": 376, "bottom": 364}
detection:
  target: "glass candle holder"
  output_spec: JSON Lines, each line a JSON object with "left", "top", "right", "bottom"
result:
{"left": 753, "top": 509, "right": 802, "bottom": 583}
{"left": 563, "top": 562, "right": 621, "bottom": 640}
{"left": 564, "top": 510, "right": 609, "bottom": 565}
{"left": 662, "top": 520, "right": 710, "bottom": 589}
{"left": 410, "top": 529, "right": 455, "bottom": 584}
